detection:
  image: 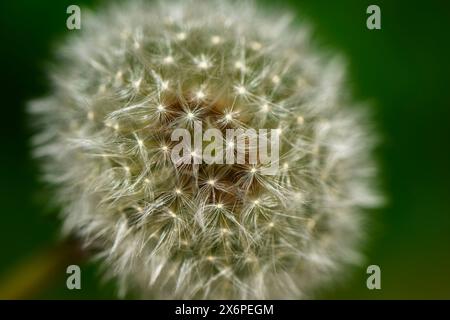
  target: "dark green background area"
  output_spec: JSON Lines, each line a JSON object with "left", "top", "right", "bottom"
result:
{"left": 0, "top": 0, "right": 449, "bottom": 299}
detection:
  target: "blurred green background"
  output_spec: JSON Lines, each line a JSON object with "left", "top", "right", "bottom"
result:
{"left": 0, "top": 0, "right": 449, "bottom": 299}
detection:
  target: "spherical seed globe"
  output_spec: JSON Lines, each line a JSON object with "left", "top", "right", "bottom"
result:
{"left": 30, "top": 0, "right": 381, "bottom": 299}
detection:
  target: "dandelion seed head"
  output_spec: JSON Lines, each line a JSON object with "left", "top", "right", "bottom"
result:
{"left": 29, "top": 0, "right": 381, "bottom": 300}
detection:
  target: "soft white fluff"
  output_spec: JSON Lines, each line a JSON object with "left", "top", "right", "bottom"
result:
{"left": 29, "top": 0, "right": 381, "bottom": 299}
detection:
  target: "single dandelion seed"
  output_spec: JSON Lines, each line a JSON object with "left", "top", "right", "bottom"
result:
{"left": 195, "top": 90, "right": 206, "bottom": 100}
{"left": 161, "top": 80, "right": 169, "bottom": 91}
{"left": 196, "top": 55, "right": 211, "bottom": 70}
{"left": 271, "top": 75, "right": 280, "bottom": 84}
{"left": 87, "top": 111, "right": 95, "bottom": 121}
{"left": 235, "top": 85, "right": 247, "bottom": 95}
{"left": 186, "top": 112, "right": 195, "bottom": 119}
{"left": 176, "top": 32, "right": 186, "bottom": 41}
{"left": 250, "top": 41, "right": 262, "bottom": 51}
{"left": 211, "top": 35, "right": 221, "bottom": 44}
{"left": 168, "top": 210, "right": 177, "bottom": 218}
{"left": 163, "top": 55, "right": 174, "bottom": 64}
{"left": 133, "top": 78, "right": 142, "bottom": 89}
{"left": 234, "top": 61, "right": 246, "bottom": 71}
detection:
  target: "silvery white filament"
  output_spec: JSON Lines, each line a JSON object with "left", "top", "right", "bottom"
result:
{"left": 29, "top": 0, "right": 381, "bottom": 299}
